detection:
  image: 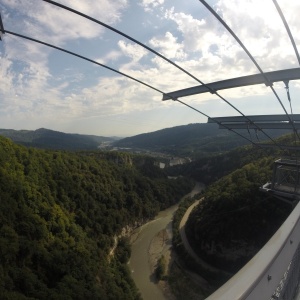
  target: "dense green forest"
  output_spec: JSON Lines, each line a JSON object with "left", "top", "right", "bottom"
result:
{"left": 165, "top": 136, "right": 297, "bottom": 298}
{"left": 184, "top": 148, "right": 293, "bottom": 273}
{"left": 0, "top": 136, "right": 193, "bottom": 299}
{"left": 167, "top": 133, "right": 295, "bottom": 184}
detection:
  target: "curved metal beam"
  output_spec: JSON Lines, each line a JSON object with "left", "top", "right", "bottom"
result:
{"left": 5, "top": 30, "right": 164, "bottom": 95}
{"left": 41, "top": 0, "right": 207, "bottom": 87}
{"left": 163, "top": 68, "right": 300, "bottom": 100}
{"left": 198, "top": 0, "right": 299, "bottom": 140}
{"left": 3, "top": 30, "right": 260, "bottom": 148}
{"left": 175, "top": 99, "right": 259, "bottom": 146}
{"left": 41, "top": 1, "right": 283, "bottom": 148}
{"left": 0, "top": 12, "right": 4, "bottom": 40}
{"left": 272, "top": 0, "right": 300, "bottom": 65}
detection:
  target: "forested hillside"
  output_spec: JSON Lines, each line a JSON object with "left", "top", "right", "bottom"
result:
{"left": 166, "top": 133, "right": 295, "bottom": 184}
{"left": 185, "top": 143, "right": 293, "bottom": 273}
{"left": 0, "top": 128, "right": 117, "bottom": 150}
{"left": 114, "top": 123, "right": 289, "bottom": 159}
{"left": 1, "top": 125, "right": 289, "bottom": 159}
{"left": 0, "top": 136, "right": 193, "bottom": 299}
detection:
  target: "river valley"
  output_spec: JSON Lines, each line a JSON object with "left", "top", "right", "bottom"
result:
{"left": 129, "top": 183, "right": 204, "bottom": 300}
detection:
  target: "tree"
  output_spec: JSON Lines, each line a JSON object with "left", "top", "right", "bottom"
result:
{"left": 155, "top": 255, "right": 167, "bottom": 280}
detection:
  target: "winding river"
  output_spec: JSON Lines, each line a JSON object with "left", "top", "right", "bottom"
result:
{"left": 129, "top": 183, "right": 204, "bottom": 300}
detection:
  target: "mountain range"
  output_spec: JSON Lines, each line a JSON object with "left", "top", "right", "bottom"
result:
{"left": 0, "top": 124, "right": 290, "bottom": 158}
{"left": 0, "top": 124, "right": 294, "bottom": 299}
{"left": 0, "top": 128, "right": 118, "bottom": 151}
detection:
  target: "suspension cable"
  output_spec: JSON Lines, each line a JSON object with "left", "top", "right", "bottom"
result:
{"left": 3, "top": 36, "right": 281, "bottom": 150}
{"left": 0, "top": 12, "right": 4, "bottom": 40}
{"left": 198, "top": 0, "right": 300, "bottom": 142}
{"left": 271, "top": 0, "right": 300, "bottom": 151}
{"left": 284, "top": 81, "right": 299, "bottom": 161}
{"left": 175, "top": 99, "right": 264, "bottom": 148}
{"left": 272, "top": 0, "right": 300, "bottom": 65}
{"left": 284, "top": 81, "right": 293, "bottom": 115}
{"left": 247, "top": 123, "right": 252, "bottom": 142}
{"left": 3, "top": 29, "right": 264, "bottom": 148}
{"left": 255, "top": 129, "right": 260, "bottom": 142}
{"left": 4, "top": 30, "right": 164, "bottom": 95}
{"left": 0, "top": 4, "right": 289, "bottom": 151}
{"left": 40, "top": 0, "right": 284, "bottom": 149}
{"left": 0, "top": 28, "right": 260, "bottom": 146}
{"left": 41, "top": 0, "right": 206, "bottom": 87}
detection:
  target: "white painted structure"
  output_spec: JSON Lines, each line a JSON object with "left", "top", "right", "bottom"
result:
{"left": 206, "top": 201, "right": 300, "bottom": 300}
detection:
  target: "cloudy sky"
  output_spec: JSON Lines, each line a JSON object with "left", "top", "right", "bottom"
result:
{"left": 0, "top": 0, "right": 299, "bottom": 137}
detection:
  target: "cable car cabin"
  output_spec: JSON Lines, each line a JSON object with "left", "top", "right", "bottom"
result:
{"left": 260, "top": 159, "right": 300, "bottom": 204}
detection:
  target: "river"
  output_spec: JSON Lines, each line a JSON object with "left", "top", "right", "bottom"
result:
{"left": 129, "top": 183, "right": 204, "bottom": 300}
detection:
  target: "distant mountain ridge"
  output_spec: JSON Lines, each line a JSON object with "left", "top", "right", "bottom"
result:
{"left": 0, "top": 124, "right": 290, "bottom": 155}
{"left": 0, "top": 128, "right": 119, "bottom": 150}
{"left": 116, "top": 123, "right": 220, "bottom": 148}
{"left": 114, "top": 123, "right": 290, "bottom": 158}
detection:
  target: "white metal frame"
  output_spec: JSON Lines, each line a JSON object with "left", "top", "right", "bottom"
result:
{"left": 206, "top": 201, "right": 300, "bottom": 300}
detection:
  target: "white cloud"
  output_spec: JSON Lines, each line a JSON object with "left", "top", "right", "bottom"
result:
{"left": 118, "top": 40, "right": 148, "bottom": 61}
{"left": 116, "top": 40, "right": 150, "bottom": 73}
{"left": 1, "top": 0, "right": 300, "bottom": 136}
{"left": 0, "top": 58, "right": 15, "bottom": 109}
{"left": 149, "top": 31, "right": 186, "bottom": 59}
{"left": 56, "top": 76, "right": 160, "bottom": 120}
{"left": 96, "top": 50, "right": 123, "bottom": 64}
{"left": 214, "top": 0, "right": 300, "bottom": 70}
{"left": 139, "top": 0, "right": 164, "bottom": 12}
{"left": 164, "top": 8, "right": 207, "bottom": 52}
{"left": 163, "top": 8, "right": 252, "bottom": 81}
{"left": 61, "top": 0, "right": 128, "bottom": 23}
{"left": 2, "top": 0, "right": 128, "bottom": 44}
{"left": 0, "top": 0, "right": 134, "bottom": 129}
{"left": 163, "top": 0, "right": 300, "bottom": 83}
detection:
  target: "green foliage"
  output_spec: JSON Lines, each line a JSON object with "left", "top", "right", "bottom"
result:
{"left": 115, "top": 237, "right": 131, "bottom": 264}
{"left": 172, "top": 195, "right": 198, "bottom": 250}
{"left": 185, "top": 158, "right": 293, "bottom": 273}
{"left": 172, "top": 194, "right": 230, "bottom": 287}
{"left": 114, "top": 123, "right": 289, "bottom": 159}
{"left": 167, "top": 137, "right": 281, "bottom": 184}
{"left": 171, "top": 134, "right": 296, "bottom": 291}
{"left": 0, "top": 136, "right": 192, "bottom": 299}
{"left": 155, "top": 255, "right": 167, "bottom": 280}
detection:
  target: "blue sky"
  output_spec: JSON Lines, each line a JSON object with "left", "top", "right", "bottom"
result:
{"left": 0, "top": 0, "right": 300, "bottom": 137}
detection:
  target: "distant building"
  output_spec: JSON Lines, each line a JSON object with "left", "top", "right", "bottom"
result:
{"left": 169, "top": 158, "right": 183, "bottom": 167}
{"left": 159, "top": 162, "right": 166, "bottom": 169}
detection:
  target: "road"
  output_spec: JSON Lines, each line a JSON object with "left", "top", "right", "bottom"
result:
{"left": 179, "top": 193, "right": 232, "bottom": 275}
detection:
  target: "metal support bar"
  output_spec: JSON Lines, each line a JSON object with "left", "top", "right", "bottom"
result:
{"left": 208, "top": 114, "right": 300, "bottom": 130}
{"left": 162, "top": 68, "right": 300, "bottom": 100}
{"left": 0, "top": 12, "right": 5, "bottom": 40}
{"left": 208, "top": 114, "right": 300, "bottom": 123}
{"left": 218, "top": 123, "right": 300, "bottom": 130}
{"left": 254, "top": 144, "right": 300, "bottom": 151}
{"left": 273, "top": 0, "right": 300, "bottom": 65}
